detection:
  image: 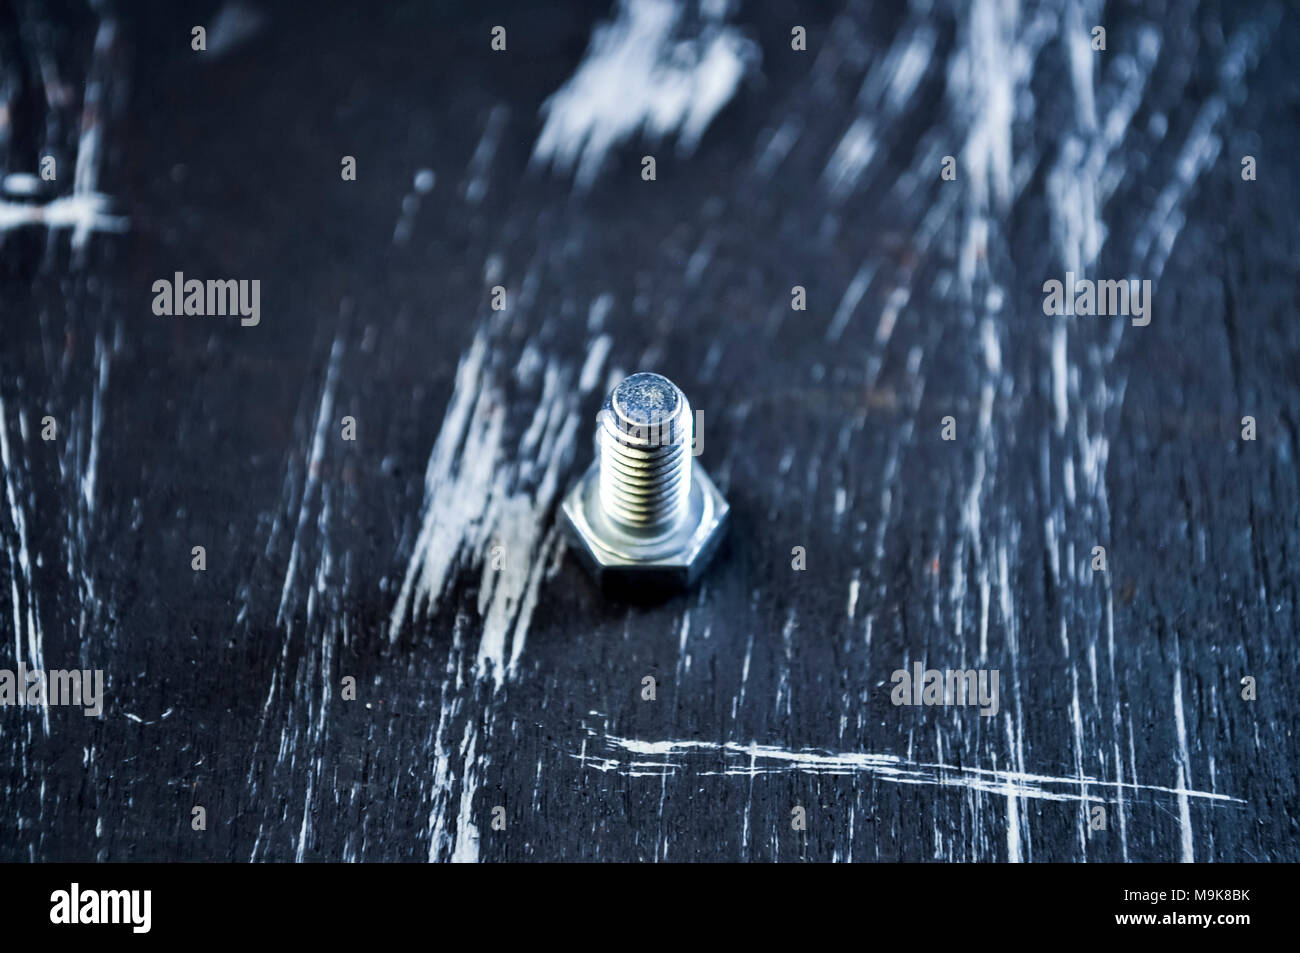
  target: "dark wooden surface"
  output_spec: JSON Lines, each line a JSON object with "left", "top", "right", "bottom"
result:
{"left": 2, "top": 0, "right": 1298, "bottom": 862}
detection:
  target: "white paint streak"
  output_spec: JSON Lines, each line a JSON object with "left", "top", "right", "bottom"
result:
{"left": 0, "top": 398, "right": 49, "bottom": 735}
{"left": 532, "top": 0, "right": 757, "bottom": 190}
{"left": 1173, "top": 669, "right": 1195, "bottom": 862}
{"left": 450, "top": 722, "right": 480, "bottom": 863}
{"left": 583, "top": 734, "right": 1241, "bottom": 807}
{"left": 277, "top": 337, "right": 343, "bottom": 627}
{"left": 0, "top": 193, "right": 126, "bottom": 238}
{"left": 391, "top": 320, "right": 603, "bottom": 693}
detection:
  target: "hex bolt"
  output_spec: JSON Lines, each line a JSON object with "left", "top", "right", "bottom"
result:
{"left": 561, "top": 372, "right": 729, "bottom": 591}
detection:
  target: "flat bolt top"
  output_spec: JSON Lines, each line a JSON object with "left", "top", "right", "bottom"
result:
{"left": 611, "top": 372, "right": 681, "bottom": 427}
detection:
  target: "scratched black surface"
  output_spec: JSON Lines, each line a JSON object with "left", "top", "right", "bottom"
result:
{"left": 2, "top": 0, "right": 1298, "bottom": 862}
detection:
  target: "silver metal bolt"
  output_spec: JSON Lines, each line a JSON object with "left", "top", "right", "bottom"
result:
{"left": 561, "top": 372, "right": 729, "bottom": 591}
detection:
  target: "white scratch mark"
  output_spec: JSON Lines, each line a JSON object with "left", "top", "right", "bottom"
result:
{"left": 277, "top": 336, "right": 343, "bottom": 627}
{"left": 582, "top": 734, "right": 1242, "bottom": 808}
{"left": 1173, "top": 668, "right": 1195, "bottom": 862}
{"left": 450, "top": 722, "right": 481, "bottom": 863}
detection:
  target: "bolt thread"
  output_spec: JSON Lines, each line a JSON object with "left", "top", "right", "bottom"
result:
{"left": 598, "top": 378, "right": 692, "bottom": 535}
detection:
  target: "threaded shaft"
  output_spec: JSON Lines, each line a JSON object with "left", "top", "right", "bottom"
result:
{"left": 598, "top": 373, "right": 693, "bottom": 535}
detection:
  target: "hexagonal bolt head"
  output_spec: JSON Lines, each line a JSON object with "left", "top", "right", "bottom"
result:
{"left": 561, "top": 373, "right": 729, "bottom": 593}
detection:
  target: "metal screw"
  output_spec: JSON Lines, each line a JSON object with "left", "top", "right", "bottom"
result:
{"left": 561, "top": 372, "right": 729, "bottom": 591}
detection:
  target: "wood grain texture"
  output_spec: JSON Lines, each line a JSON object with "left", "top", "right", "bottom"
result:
{"left": 2, "top": 0, "right": 1298, "bottom": 862}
